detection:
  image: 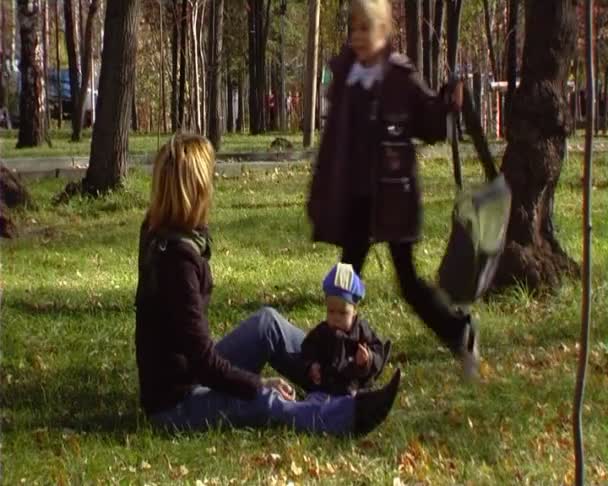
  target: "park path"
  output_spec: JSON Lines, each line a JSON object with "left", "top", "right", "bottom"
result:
{"left": 2, "top": 139, "right": 607, "bottom": 180}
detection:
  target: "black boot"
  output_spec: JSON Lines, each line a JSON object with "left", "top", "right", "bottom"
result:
{"left": 353, "top": 369, "right": 401, "bottom": 436}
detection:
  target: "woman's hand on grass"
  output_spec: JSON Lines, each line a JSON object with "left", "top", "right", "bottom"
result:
{"left": 262, "top": 377, "right": 295, "bottom": 401}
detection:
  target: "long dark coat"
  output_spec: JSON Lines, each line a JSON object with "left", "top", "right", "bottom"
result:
{"left": 308, "top": 45, "right": 454, "bottom": 246}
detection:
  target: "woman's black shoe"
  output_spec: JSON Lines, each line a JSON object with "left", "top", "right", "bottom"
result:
{"left": 353, "top": 369, "right": 401, "bottom": 436}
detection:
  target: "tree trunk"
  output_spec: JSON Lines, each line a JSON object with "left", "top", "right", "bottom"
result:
{"left": 82, "top": 0, "right": 141, "bottom": 194}
{"left": 422, "top": 0, "right": 432, "bottom": 85}
{"left": 482, "top": 0, "right": 499, "bottom": 80}
{"left": 278, "top": 1, "right": 287, "bottom": 131}
{"left": 208, "top": 0, "right": 224, "bottom": 150}
{"left": 16, "top": 0, "right": 46, "bottom": 148}
{"left": 494, "top": 0, "right": 578, "bottom": 290}
{"left": 505, "top": 0, "right": 519, "bottom": 125}
{"left": 0, "top": 1, "right": 7, "bottom": 111}
{"left": 177, "top": 0, "right": 187, "bottom": 129}
{"left": 247, "top": 0, "right": 270, "bottom": 134}
{"left": 170, "top": 0, "right": 179, "bottom": 131}
{"left": 431, "top": 0, "right": 444, "bottom": 89}
{"left": 42, "top": 0, "right": 50, "bottom": 129}
{"left": 73, "top": 0, "right": 98, "bottom": 141}
{"left": 236, "top": 68, "right": 244, "bottom": 132}
{"left": 159, "top": 0, "right": 167, "bottom": 133}
{"left": 303, "top": 0, "right": 320, "bottom": 147}
{"left": 1, "top": 163, "right": 32, "bottom": 238}
{"left": 603, "top": 65, "right": 608, "bottom": 134}
{"left": 446, "top": 0, "right": 462, "bottom": 76}
{"left": 226, "top": 70, "right": 234, "bottom": 133}
{"left": 54, "top": 0, "right": 62, "bottom": 127}
{"left": 405, "top": 0, "right": 422, "bottom": 73}
{"left": 64, "top": 0, "right": 81, "bottom": 136}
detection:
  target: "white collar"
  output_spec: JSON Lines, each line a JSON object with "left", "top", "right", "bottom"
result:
{"left": 346, "top": 61, "right": 384, "bottom": 90}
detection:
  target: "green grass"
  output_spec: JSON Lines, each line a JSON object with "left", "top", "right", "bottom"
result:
{"left": 0, "top": 128, "right": 311, "bottom": 159}
{"left": 2, "top": 154, "right": 608, "bottom": 484}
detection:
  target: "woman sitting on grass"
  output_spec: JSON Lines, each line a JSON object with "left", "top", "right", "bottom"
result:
{"left": 134, "top": 133, "right": 400, "bottom": 436}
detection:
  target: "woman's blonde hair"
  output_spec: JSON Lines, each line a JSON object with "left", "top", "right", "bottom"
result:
{"left": 148, "top": 133, "right": 215, "bottom": 232}
{"left": 350, "top": 0, "right": 393, "bottom": 36}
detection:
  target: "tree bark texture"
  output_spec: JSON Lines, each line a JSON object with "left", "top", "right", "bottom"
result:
{"left": 17, "top": 0, "right": 46, "bottom": 148}
{"left": 208, "top": 0, "right": 224, "bottom": 150}
{"left": 482, "top": 0, "right": 499, "bottom": 79}
{"left": 248, "top": 0, "right": 270, "bottom": 134}
{"left": 494, "top": 0, "right": 578, "bottom": 290}
{"left": 64, "top": 0, "right": 81, "bottom": 135}
{"left": 422, "top": 0, "right": 432, "bottom": 84}
{"left": 73, "top": 0, "right": 98, "bottom": 141}
{"left": 405, "top": 0, "right": 422, "bottom": 73}
{"left": 446, "top": 0, "right": 462, "bottom": 76}
{"left": 170, "top": 0, "right": 179, "bottom": 131}
{"left": 83, "top": 0, "right": 141, "bottom": 194}
{"left": 431, "top": 0, "right": 444, "bottom": 89}
{"left": 177, "top": 0, "right": 187, "bottom": 129}
{"left": 505, "top": 0, "right": 519, "bottom": 125}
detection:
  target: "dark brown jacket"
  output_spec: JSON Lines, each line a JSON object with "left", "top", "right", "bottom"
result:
{"left": 135, "top": 223, "right": 261, "bottom": 415}
{"left": 301, "top": 315, "right": 388, "bottom": 395}
{"left": 308, "top": 45, "right": 454, "bottom": 245}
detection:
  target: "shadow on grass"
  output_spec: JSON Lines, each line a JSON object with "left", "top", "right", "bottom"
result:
{"left": 6, "top": 286, "right": 134, "bottom": 319}
{"left": 2, "top": 361, "right": 141, "bottom": 438}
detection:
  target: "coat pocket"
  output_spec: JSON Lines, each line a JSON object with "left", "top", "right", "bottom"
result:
{"left": 374, "top": 136, "right": 421, "bottom": 241}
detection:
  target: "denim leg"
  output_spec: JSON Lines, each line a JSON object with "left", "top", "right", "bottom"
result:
{"left": 149, "top": 386, "right": 355, "bottom": 436}
{"left": 215, "top": 306, "right": 309, "bottom": 388}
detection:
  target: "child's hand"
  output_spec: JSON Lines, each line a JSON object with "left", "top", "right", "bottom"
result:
{"left": 309, "top": 362, "right": 322, "bottom": 385}
{"left": 356, "top": 343, "right": 371, "bottom": 368}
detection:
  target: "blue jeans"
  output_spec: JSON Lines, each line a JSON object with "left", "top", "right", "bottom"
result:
{"left": 149, "top": 307, "right": 356, "bottom": 435}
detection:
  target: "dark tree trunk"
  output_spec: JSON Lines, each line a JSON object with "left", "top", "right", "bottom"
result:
{"left": 42, "top": 0, "right": 49, "bottom": 128}
{"left": 236, "top": 68, "right": 244, "bottom": 132}
{"left": 170, "top": 0, "right": 179, "bottom": 131}
{"left": 226, "top": 71, "right": 234, "bottom": 133}
{"left": 431, "top": 0, "right": 444, "bottom": 89}
{"left": 177, "top": 0, "right": 187, "bottom": 129}
{"left": 208, "top": 0, "right": 224, "bottom": 150}
{"left": 422, "top": 0, "right": 432, "bottom": 85}
{"left": 73, "top": 0, "right": 98, "bottom": 141}
{"left": 405, "top": 0, "right": 422, "bottom": 73}
{"left": 17, "top": 0, "right": 46, "bottom": 148}
{"left": 64, "top": 0, "right": 81, "bottom": 136}
{"left": 0, "top": 163, "right": 32, "bottom": 238}
{"left": 82, "top": 0, "right": 141, "bottom": 194}
{"left": 482, "top": 0, "right": 499, "bottom": 80}
{"left": 494, "top": 0, "right": 578, "bottom": 290}
{"left": 248, "top": 0, "right": 270, "bottom": 134}
{"left": 603, "top": 65, "right": 608, "bottom": 134}
{"left": 504, "top": 0, "right": 519, "bottom": 125}
{"left": 446, "top": 0, "right": 462, "bottom": 76}
{"left": 54, "top": 0, "right": 62, "bottom": 127}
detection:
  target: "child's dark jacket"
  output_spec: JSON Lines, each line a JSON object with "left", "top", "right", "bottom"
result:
{"left": 301, "top": 315, "right": 388, "bottom": 395}
{"left": 308, "top": 44, "right": 455, "bottom": 246}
